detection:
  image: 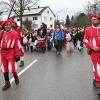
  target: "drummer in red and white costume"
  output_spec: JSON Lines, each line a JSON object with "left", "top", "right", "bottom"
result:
{"left": 83, "top": 14, "right": 100, "bottom": 89}
{"left": 0, "top": 20, "right": 23, "bottom": 91}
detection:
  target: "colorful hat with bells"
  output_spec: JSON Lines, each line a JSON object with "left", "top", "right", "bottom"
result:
{"left": 91, "top": 14, "right": 100, "bottom": 19}
{"left": 1, "top": 20, "right": 12, "bottom": 29}
{"left": 10, "top": 19, "right": 17, "bottom": 26}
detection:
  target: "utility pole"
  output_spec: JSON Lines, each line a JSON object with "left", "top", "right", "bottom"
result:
{"left": 20, "top": 0, "right": 23, "bottom": 28}
{"left": 91, "top": 3, "right": 97, "bottom": 14}
{"left": 93, "top": 3, "right": 97, "bottom": 14}
{"left": 56, "top": 10, "right": 64, "bottom": 23}
{"left": 87, "top": 1, "right": 91, "bottom": 15}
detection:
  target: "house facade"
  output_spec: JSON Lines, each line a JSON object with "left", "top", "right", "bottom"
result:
{"left": 14, "top": 6, "right": 55, "bottom": 30}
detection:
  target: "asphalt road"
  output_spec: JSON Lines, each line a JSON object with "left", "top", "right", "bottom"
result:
{"left": 0, "top": 48, "right": 100, "bottom": 100}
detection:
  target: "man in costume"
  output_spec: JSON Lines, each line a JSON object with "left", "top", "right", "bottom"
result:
{"left": 11, "top": 19, "right": 24, "bottom": 67}
{"left": 0, "top": 20, "right": 24, "bottom": 91}
{"left": 83, "top": 14, "right": 100, "bottom": 90}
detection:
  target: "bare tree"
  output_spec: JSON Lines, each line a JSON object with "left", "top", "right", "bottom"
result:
{"left": 0, "top": 0, "right": 40, "bottom": 28}
{"left": 85, "top": 0, "right": 100, "bottom": 15}
{"left": 95, "top": 0, "right": 100, "bottom": 14}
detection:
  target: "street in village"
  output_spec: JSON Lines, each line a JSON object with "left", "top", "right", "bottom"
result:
{"left": 0, "top": 48, "right": 99, "bottom": 100}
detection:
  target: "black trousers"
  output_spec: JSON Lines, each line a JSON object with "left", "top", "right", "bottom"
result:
{"left": 54, "top": 39, "right": 63, "bottom": 52}
{"left": 4, "top": 72, "right": 9, "bottom": 81}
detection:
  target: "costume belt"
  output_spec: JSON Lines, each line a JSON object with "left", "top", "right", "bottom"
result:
{"left": 1, "top": 48, "right": 13, "bottom": 50}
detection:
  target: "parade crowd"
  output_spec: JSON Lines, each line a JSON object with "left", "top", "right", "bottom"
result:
{"left": 0, "top": 13, "right": 100, "bottom": 95}
{"left": 0, "top": 19, "right": 85, "bottom": 91}
{"left": 21, "top": 23, "right": 85, "bottom": 54}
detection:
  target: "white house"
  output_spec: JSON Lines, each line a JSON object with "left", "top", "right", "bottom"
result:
{"left": 13, "top": 6, "right": 55, "bottom": 30}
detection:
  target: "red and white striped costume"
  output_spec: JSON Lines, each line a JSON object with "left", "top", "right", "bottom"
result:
{"left": 15, "top": 26, "right": 23, "bottom": 43}
{"left": 0, "top": 30, "right": 24, "bottom": 73}
{"left": 10, "top": 19, "right": 23, "bottom": 46}
{"left": 15, "top": 26, "right": 24, "bottom": 54}
{"left": 83, "top": 26, "right": 100, "bottom": 85}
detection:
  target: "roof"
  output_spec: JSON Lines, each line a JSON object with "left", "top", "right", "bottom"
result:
{"left": 1, "top": 6, "right": 55, "bottom": 20}
{"left": 16, "top": 6, "right": 55, "bottom": 17}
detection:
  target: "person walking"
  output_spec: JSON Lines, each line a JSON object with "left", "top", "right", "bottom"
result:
{"left": 11, "top": 20, "right": 24, "bottom": 67}
{"left": 53, "top": 24, "right": 64, "bottom": 55}
{"left": 83, "top": 14, "right": 100, "bottom": 91}
{"left": 0, "top": 20, "right": 24, "bottom": 91}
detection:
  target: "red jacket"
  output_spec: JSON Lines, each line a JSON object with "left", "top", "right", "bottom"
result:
{"left": 15, "top": 26, "right": 23, "bottom": 43}
{"left": 1, "top": 30, "right": 24, "bottom": 56}
{"left": 83, "top": 26, "right": 100, "bottom": 50}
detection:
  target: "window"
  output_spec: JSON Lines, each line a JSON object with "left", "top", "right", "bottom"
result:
{"left": 47, "top": 11, "right": 49, "bottom": 14}
{"left": 50, "top": 24, "right": 53, "bottom": 28}
{"left": 33, "top": 17, "right": 38, "bottom": 21}
{"left": 50, "top": 17, "right": 52, "bottom": 21}
{"left": 44, "top": 16, "right": 47, "bottom": 21}
{"left": 35, "top": 17, "right": 38, "bottom": 20}
{"left": 17, "top": 19, "right": 20, "bottom": 21}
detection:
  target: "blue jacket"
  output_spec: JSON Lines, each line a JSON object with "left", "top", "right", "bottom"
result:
{"left": 53, "top": 30, "right": 64, "bottom": 40}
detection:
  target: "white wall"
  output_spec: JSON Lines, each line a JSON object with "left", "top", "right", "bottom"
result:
{"left": 14, "top": 7, "right": 55, "bottom": 30}
{"left": 14, "top": 15, "right": 42, "bottom": 30}
{"left": 41, "top": 8, "right": 55, "bottom": 29}
{"left": 31, "top": 15, "right": 42, "bottom": 30}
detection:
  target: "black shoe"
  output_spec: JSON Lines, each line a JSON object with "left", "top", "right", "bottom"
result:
{"left": 19, "top": 61, "right": 24, "bottom": 67}
{"left": 2, "top": 81, "right": 11, "bottom": 91}
{"left": 15, "top": 77, "right": 19, "bottom": 85}
{"left": 93, "top": 79, "right": 96, "bottom": 86}
{"left": 13, "top": 73, "right": 19, "bottom": 85}
{"left": 93, "top": 79, "right": 100, "bottom": 88}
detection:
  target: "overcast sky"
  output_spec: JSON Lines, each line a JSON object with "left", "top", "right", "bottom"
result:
{"left": 39, "top": 0, "right": 94, "bottom": 20}
{"left": 0, "top": 0, "right": 95, "bottom": 21}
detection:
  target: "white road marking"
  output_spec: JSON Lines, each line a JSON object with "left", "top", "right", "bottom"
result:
{"left": 10, "top": 59, "right": 38, "bottom": 83}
